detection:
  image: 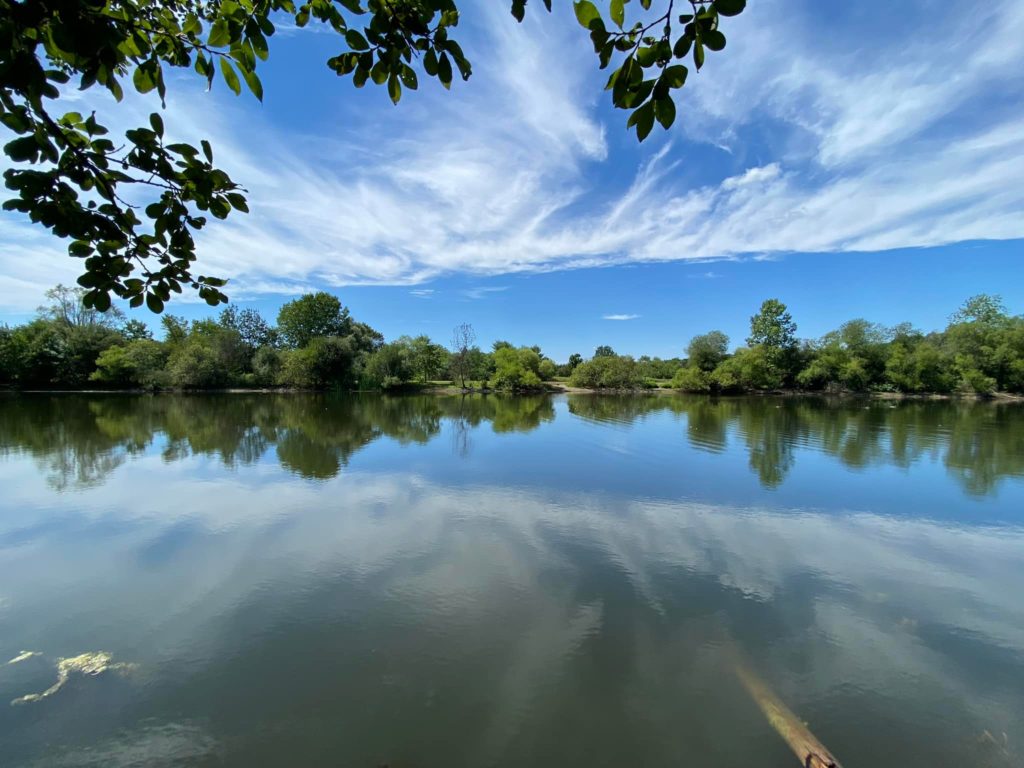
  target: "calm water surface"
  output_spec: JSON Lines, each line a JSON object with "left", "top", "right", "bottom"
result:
{"left": 1, "top": 393, "right": 1023, "bottom": 767}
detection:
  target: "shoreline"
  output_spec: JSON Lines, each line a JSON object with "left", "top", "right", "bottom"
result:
{"left": 2, "top": 386, "right": 1022, "bottom": 401}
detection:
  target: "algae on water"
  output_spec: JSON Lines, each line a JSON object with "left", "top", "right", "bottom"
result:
{"left": 10, "top": 651, "right": 137, "bottom": 706}
{"left": 6, "top": 650, "right": 42, "bottom": 665}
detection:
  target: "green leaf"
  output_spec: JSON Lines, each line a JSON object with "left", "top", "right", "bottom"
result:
{"left": 388, "top": 74, "right": 401, "bottom": 104}
{"left": 626, "top": 101, "right": 654, "bottom": 141}
{"left": 693, "top": 41, "right": 705, "bottom": 70}
{"left": 149, "top": 112, "right": 164, "bottom": 136}
{"left": 5, "top": 136, "right": 39, "bottom": 162}
{"left": 424, "top": 48, "right": 439, "bottom": 76}
{"left": 146, "top": 292, "right": 164, "bottom": 313}
{"left": 511, "top": 0, "right": 526, "bottom": 22}
{"left": 673, "top": 34, "right": 692, "bottom": 59}
{"left": 662, "top": 64, "right": 687, "bottom": 88}
{"left": 438, "top": 53, "right": 453, "bottom": 88}
{"left": 208, "top": 19, "right": 231, "bottom": 47}
{"left": 251, "top": 31, "right": 269, "bottom": 60}
{"left": 703, "top": 29, "right": 726, "bottom": 51}
{"left": 243, "top": 68, "right": 264, "bottom": 100}
{"left": 713, "top": 0, "right": 746, "bottom": 16}
{"left": 0, "top": 111, "right": 28, "bottom": 133}
{"left": 220, "top": 58, "right": 241, "bottom": 95}
{"left": 636, "top": 46, "right": 657, "bottom": 67}
{"left": 226, "top": 192, "right": 249, "bottom": 212}
{"left": 654, "top": 96, "right": 675, "bottom": 129}
{"left": 573, "top": 0, "right": 601, "bottom": 29}
{"left": 133, "top": 65, "right": 156, "bottom": 94}
{"left": 370, "top": 62, "right": 388, "bottom": 85}
{"left": 345, "top": 30, "right": 369, "bottom": 50}
{"left": 399, "top": 65, "right": 418, "bottom": 89}
{"left": 610, "top": 0, "right": 624, "bottom": 28}
{"left": 201, "top": 139, "right": 213, "bottom": 162}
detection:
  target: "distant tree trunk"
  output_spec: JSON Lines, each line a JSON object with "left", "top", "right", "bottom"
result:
{"left": 451, "top": 323, "right": 476, "bottom": 389}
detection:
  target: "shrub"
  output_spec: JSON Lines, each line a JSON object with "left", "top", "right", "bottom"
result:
{"left": 569, "top": 355, "right": 644, "bottom": 389}
{"left": 491, "top": 347, "right": 544, "bottom": 391}
{"left": 670, "top": 366, "right": 710, "bottom": 392}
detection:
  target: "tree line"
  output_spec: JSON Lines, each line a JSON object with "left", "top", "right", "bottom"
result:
{"left": 0, "top": 288, "right": 1021, "bottom": 395}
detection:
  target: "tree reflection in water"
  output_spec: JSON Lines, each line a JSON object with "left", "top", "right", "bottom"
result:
{"left": 0, "top": 393, "right": 1020, "bottom": 495}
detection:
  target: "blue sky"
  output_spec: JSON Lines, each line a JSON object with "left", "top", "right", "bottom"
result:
{"left": 1, "top": 0, "right": 1023, "bottom": 360}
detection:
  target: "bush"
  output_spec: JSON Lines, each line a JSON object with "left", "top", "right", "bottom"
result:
{"left": 491, "top": 347, "right": 543, "bottom": 391}
{"left": 569, "top": 355, "right": 644, "bottom": 389}
{"left": 538, "top": 358, "right": 557, "bottom": 381}
{"left": 168, "top": 341, "right": 229, "bottom": 389}
{"left": 278, "top": 337, "right": 357, "bottom": 389}
{"left": 363, "top": 342, "right": 415, "bottom": 390}
{"left": 91, "top": 339, "right": 168, "bottom": 388}
{"left": 959, "top": 366, "right": 996, "bottom": 395}
{"left": 710, "top": 346, "right": 782, "bottom": 392}
{"left": 670, "top": 366, "right": 710, "bottom": 392}
{"left": 252, "top": 346, "right": 283, "bottom": 386}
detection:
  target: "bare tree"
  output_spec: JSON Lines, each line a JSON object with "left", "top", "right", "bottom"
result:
{"left": 450, "top": 323, "right": 476, "bottom": 389}
{"left": 39, "top": 284, "right": 124, "bottom": 328}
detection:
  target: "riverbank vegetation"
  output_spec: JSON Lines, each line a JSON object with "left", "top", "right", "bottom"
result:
{"left": 1, "top": 287, "right": 1022, "bottom": 396}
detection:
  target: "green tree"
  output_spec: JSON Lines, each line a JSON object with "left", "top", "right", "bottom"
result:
{"left": 121, "top": 319, "right": 152, "bottom": 341}
{"left": 570, "top": 354, "right": 644, "bottom": 389}
{"left": 538, "top": 358, "right": 557, "bottom": 381}
{"left": 278, "top": 336, "right": 359, "bottom": 389}
{"left": 950, "top": 294, "right": 1007, "bottom": 326}
{"left": 407, "top": 335, "right": 449, "bottom": 383}
{"left": 220, "top": 306, "right": 277, "bottom": 352}
{"left": 567, "top": 353, "right": 583, "bottom": 370}
{"left": 747, "top": 299, "right": 797, "bottom": 351}
{"left": 594, "top": 345, "right": 616, "bottom": 357}
{"left": 670, "top": 365, "right": 710, "bottom": 392}
{"left": 944, "top": 295, "right": 1016, "bottom": 393}
{"left": 91, "top": 339, "right": 168, "bottom": 388}
{"left": 686, "top": 330, "right": 729, "bottom": 372}
{"left": 252, "top": 345, "right": 284, "bottom": 386}
{"left": 167, "top": 340, "right": 229, "bottom": 389}
{"left": 2, "top": 0, "right": 745, "bottom": 311}
{"left": 491, "top": 346, "right": 543, "bottom": 391}
{"left": 277, "top": 292, "right": 351, "bottom": 348}
{"left": 884, "top": 340, "right": 955, "bottom": 393}
{"left": 710, "top": 346, "right": 781, "bottom": 392}
{"left": 363, "top": 341, "right": 415, "bottom": 390}
{"left": 160, "top": 314, "right": 191, "bottom": 347}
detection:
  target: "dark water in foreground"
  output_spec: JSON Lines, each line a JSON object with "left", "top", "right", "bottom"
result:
{"left": 1, "top": 393, "right": 1023, "bottom": 767}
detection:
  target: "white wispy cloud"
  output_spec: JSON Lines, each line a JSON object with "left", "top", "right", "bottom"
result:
{"left": 461, "top": 286, "right": 508, "bottom": 300}
{"left": 1, "top": 0, "right": 1022, "bottom": 312}
{"left": 602, "top": 314, "right": 640, "bottom": 321}
{"left": 410, "top": 288, "right": 435, "bottom": 299}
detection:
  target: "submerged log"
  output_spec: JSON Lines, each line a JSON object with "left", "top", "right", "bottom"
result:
{"left": 734, "top": 658, "right": 843, "bottom": 768}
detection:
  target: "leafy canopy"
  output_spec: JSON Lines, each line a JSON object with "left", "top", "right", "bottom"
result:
{"left": 1, "top": 0, "right": 746, "bottom": 312}
{"left": 747, "top": 298, "right": 797, "bottom": 351}
{"left": 276, "top": 292, "right": 351, "bottom": 348}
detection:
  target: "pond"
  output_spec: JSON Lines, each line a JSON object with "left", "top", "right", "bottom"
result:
{"left": 0, "top": 393, "right": 1022, "bottom": 767}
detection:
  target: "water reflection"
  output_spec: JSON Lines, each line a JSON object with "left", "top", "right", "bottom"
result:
{"left": 1, "top": 393, "right": 1023, "bottom": 767}
{"left": 1, "top": 393, "right": 1021, "bottom": 496}
{"left": 0, "top": 394, "right": 556, "bottom": 487}
{"left": 568, "top": 394, "right": 1024, "bottom": 494}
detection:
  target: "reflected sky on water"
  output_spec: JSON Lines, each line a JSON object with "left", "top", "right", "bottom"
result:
{"left": 1, "top": 393, "right": 1022, "bottom": 767}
